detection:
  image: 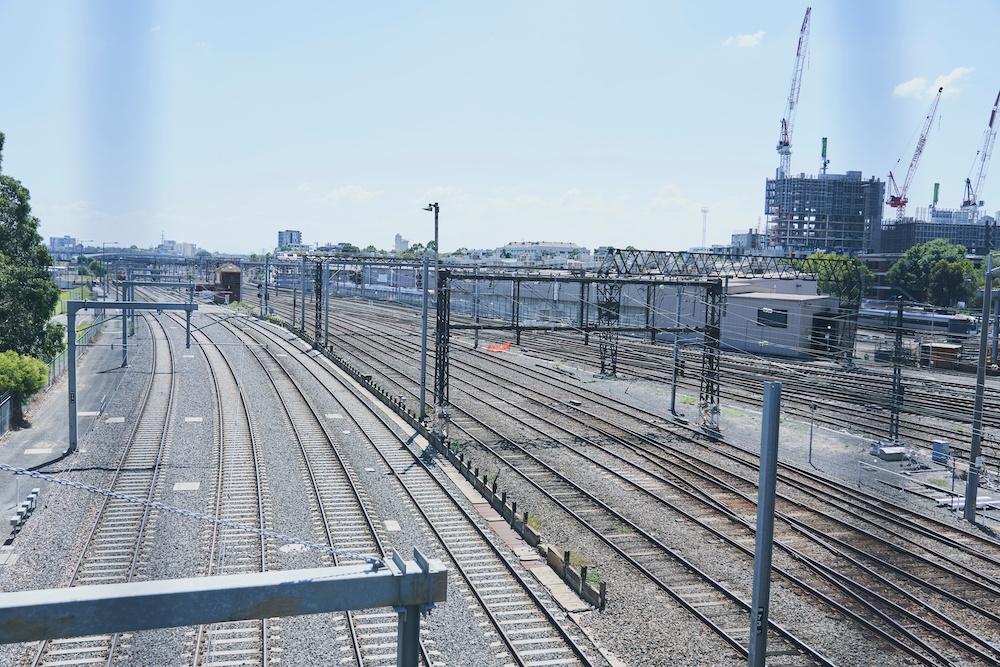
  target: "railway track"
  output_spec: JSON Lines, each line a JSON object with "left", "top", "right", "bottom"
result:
{"left": 232, "top": 316, "right": 602, "bottom": 667}
{"left": 228, "top": 318, "right": 394, "bottom": 666}
{"left": 262, "top": 283, "right": 1000, "bottom": 476}
{"left": 32, "top": 313, "right": 172, "bottom": 667}
{"left": 186, "top": 313, "right": 269, "bottom": 667}
{"left": 257, "top": 290, "right": 1000, "bottom": 665}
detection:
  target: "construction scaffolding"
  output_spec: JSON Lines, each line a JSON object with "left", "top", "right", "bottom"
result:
{"left": 766, "top": 171, "right": 885, "bottom": 254}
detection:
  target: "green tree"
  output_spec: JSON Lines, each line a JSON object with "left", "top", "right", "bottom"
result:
{"left": 87, "top": 259, "right": 105, "bottom": 277}
{"left": 0, "top": 349, "right": 48, "bottom": 424}
{"left": 364, "top": 245, "right": 377, "bottom": 254}
{"left": 799, "top": 250, "right": 872, "bottom": 300}
{"left": 927, "top": 259, "right": 969, "bottom": 306}
{"left": 0, "top": 132, "right": 64, "bottom": 360}
{"left": 886, "top": 239, "right": 972, "bottom": 302}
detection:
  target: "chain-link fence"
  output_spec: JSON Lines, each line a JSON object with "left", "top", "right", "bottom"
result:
{"left": 0, "top": 393, "right": 11, "bottom": 437}
{"left": 0, "top": 315, "right": 107, "bottom": 439}
{"left": 44, "top": 313, "right": 106, "bottom": 392}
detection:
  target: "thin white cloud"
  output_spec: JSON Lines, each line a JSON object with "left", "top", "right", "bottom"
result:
{"left": 646, "top": 184, "right": 699, "bottom": 214}
{"left": 895, "top": 67, "right": 974, "bottom": 98}
{"left": 554, "top": 188, "right": 583, "bottom": 206}
{"left": 297, "top": 182, "right": 312, "bottom": 192}
{"left": 150, "top": 26, "right": 160, "bottom": 32}
{"left": 935, "top": 66, "right": 974, "bottom": 97}
{"left": 723, "top": 31, "right": 764, "bottom": 48}
{"left": 309, "top": 185, "right": 383, "bottom": 205}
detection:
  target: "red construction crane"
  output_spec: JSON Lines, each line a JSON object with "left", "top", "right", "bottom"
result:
{"left": 776, "top": 7, "right": 811, "bottom": 178}
{"left": 887, "top": 86, "right": 943, "bottom": 222}
{"left": 961, "top": 88, "right": 1000, "bottom": 221}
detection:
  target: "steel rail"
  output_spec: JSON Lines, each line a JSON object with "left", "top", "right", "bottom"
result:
{"left": 31, "top": 312, "right": 173, "bottom": 667}
{"left": 180, "top": 311, "right": 268, "bottom": 667}
{"left": 288, "top": 294, "right": 1000, "bottom": 664}
{"left": 236, "top": 315, "right": 597, "bottom": 667}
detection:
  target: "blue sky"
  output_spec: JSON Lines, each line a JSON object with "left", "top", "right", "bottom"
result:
{"left": 3, "top": 1, "right": 1000, "bottom": 255}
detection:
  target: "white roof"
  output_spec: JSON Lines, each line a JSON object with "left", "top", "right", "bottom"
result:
{"left": 728, "top": 292, "right": 832, "bottom": 302}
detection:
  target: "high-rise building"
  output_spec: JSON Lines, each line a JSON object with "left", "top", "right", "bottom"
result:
{"left": 765, "top": 171, "right": 884, "bottom": 255}
{"left": 278, "top": 230, "right": 302, "bottom": 249}
{"left": 394, "top": 233, "right": 409, "bottom": 253}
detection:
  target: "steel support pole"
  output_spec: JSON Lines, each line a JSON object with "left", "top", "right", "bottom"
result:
{"left": 646, "top": 284, "right": 654, "bottom": 343}
{"left": 670, "top": 287, "right": 682, "bottom": 415}
{"left": 993, "top": 306, "right": 999, "bottom": 363}
{"left": 186, "top": 309, "right": 192, "bottom": 349}
{"left": 749, "top": 381, "right": 781, "bottom": 667}
{"left": 122, "top": 285, "right": 128, "bottom": 367}
{"left": 396, "top": 605, "right": 421, "bottom": 667}
{"left": 419, "top": 257, "right": 429, "bottom": 422}
{"left": 967, "top": 253, "right": 993, "bottom": 522}
{"left": 68, "top": 307, "right": 78, "bottom": 453}
{"left": 809, "top": 402, "right": 815, "bottom": 467}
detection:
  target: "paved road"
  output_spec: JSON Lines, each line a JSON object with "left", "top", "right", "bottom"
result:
{"left": 0, "top": 317, "right": 131, "bottom": 534}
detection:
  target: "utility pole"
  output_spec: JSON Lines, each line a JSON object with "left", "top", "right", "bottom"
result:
{"left": 701, "top": 208, "right": 709, "bottom": 248}
{"left": 749, "top": 382, "right": 781, "bottom": 667}
{"left": 670, "top": 286, "right": 683, "bottom": 416}
{"left": 968, "top": 253, "right": 998, "bottom": 522}
{"left": 888, "top": 296, "right": 904, "bottom": 443}
{"left": 419, "top": 256, "right": 429, "bottom": 422}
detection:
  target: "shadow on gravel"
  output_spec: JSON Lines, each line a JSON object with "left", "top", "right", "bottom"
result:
{"left": 28, "top": 450, "right": 76, "bottom": 471}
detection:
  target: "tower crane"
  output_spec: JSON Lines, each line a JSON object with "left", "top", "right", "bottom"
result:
{"left": 776, "top": 7, "right": 811, "bottom": 178}
{"left": 961, "top": 89, "right": 1000, "bottom": 222}
{"left": 887, "top": 86, "right": 943, "bottom": 222}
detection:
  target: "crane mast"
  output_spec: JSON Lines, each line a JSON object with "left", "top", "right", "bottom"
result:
{"left": 887, "top": 86, "right": 943, "bottom": 222}
{"left": 776, "top": 7, "right": 811, "bottom": 178}
{"left": 961, "top": 88, "right": 1000, "bottom": 222}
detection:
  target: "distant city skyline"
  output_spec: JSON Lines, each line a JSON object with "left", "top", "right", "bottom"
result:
{"left": 3, "top": 1, "right": 1000, "bottom": 255}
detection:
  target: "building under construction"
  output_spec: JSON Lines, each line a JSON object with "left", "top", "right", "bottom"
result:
{"left": 765, "top": 171, "right": 885, "bottom": 255}
{"left": 879, "top": 208, "right": 996, "bottom": 255}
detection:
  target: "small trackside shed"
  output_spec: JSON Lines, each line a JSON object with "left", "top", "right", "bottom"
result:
{"left": 721, "top": 291, "right": 841, "bottom": 358}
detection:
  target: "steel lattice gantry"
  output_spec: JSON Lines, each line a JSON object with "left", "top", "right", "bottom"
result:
{"left": 596, "top": 280, "right": 622, "bottom": 375}
{"left": 433, "top": 269, "right": 451, "bottom": 442}
{"left": 313, "top": 259, "right": 324, "bottom": 344}
{"left": 298, "top": 249, "right": 863, "bottom": 438}
{"left": 597, "top": 249, "right": 866, "bottom": 431}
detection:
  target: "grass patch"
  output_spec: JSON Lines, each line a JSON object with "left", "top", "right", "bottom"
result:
{"left": 928, "top": 478, "right": 948, "bottom": 487}
{"left": 680, "top": 396, "right": 697, "bottom": 405}
{"left": 721, "top": 408, "right": 742, "bottom": 416}
{"left": 569, "top": 553, "right": 590, "bottom": 567}
{"left": 527, "top": 515, "right": 542, "bottom": 530}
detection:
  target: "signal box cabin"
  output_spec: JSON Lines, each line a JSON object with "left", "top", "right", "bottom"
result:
{"left": 720, "top": 289, "right": 842, "bottom": 358}
{"left": 213, "top": 264, "right": 241, "bottom": 304}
